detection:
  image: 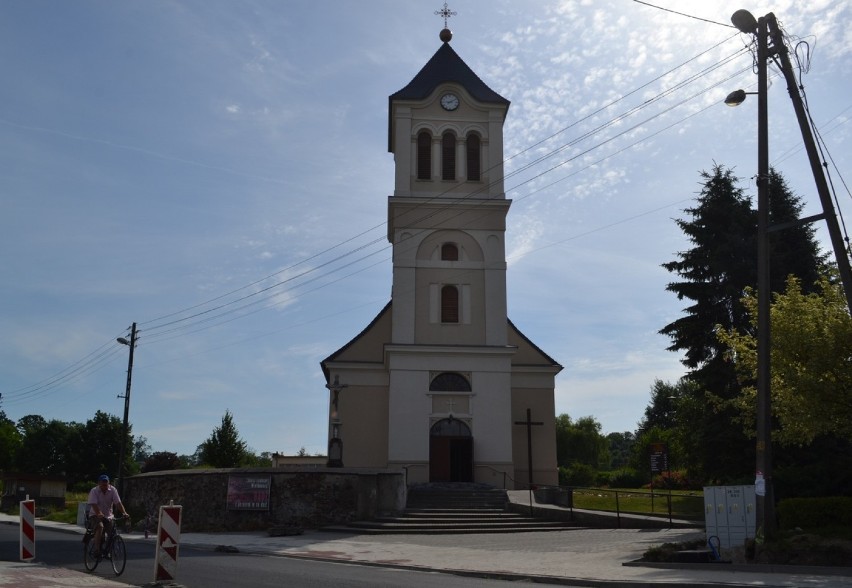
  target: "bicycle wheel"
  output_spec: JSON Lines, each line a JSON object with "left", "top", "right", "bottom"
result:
{"left": 83, "top": 535, "right": 100, "bottom": 572}
{"left": 110, "top": 535, "right": 126, "bottom": 575}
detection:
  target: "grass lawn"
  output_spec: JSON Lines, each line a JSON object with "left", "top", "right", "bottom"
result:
{"left": 41, "top": 492, "right": 87, "bottom": 524}
{"left": 571, "top": 488, "right": 704, "bottom": 519}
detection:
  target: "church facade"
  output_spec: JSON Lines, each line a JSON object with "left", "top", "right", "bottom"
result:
{"left": 321, "top": 27, "right": 562, "bottom": 488}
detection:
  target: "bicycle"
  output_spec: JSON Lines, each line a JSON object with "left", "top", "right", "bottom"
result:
{"left": 83, "top": 513, "right": 129, "bottom": 576}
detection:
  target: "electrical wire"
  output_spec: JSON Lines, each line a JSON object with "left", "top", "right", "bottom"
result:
{"left": 134, "top": 55, "right": 755, "bottom": 355}
{"left": 136, "top": 43, "right": 751, "bottom": 342}
{"left": 1, "top": 32, "right": 771, "bottom": 406}
{"left": 790, "top": 29, "right": 852, "bottom": 251}
{"left": 137, "top": 33, "right": 744, "bottom": 338}
{"left": 631, "top": 0, "right": 736, "bottom": 28}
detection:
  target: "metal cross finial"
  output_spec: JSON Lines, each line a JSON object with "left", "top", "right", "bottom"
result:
{"left": 435, "top": 2, "right": 456, "bottom": 28}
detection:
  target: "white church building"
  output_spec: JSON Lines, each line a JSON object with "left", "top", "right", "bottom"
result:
{"left": 321, "top": 24, "right": 562, "bottom": 488}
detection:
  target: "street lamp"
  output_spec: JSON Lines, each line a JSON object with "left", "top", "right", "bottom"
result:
{"left": 116, "top": 323, "right": 137, "bottom": 496}
{"left": 725, "top": 9, "right": 773, "bottom": 539}
{"left": 723, "top": 89, "right": 755, "bottom": 107}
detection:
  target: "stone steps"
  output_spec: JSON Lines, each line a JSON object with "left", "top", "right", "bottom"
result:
{"left": 322, "top": 483, "right": 580, "bottom": 535}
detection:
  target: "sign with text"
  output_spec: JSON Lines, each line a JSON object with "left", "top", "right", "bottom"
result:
{"left": 226, "top": 475, "right": 271, "bottom": 511}
{"left": 649, "top": 442, "right": 669, "bottom": 474}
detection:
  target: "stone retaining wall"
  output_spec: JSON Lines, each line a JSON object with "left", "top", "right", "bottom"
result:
{"left": 124, "top": 467, "right": 405, "bottom": 532}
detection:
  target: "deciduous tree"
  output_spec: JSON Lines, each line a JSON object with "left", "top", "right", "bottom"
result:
{"left": 0, "top": 412, "right": 21, "bottom": 472}
{"left": 555, "top": 414, "right": 608, "bottom": 469}
{"left": 718, "top": 273, "right": 852, "bottom": 445}
{"left": 142, "top": 451, "right": 183, "bottom": 473}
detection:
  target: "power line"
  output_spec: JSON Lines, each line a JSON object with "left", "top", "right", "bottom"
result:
{"left": 632, "top": 0, "right": 736, "bottom": 28}
{"left": 3, "top": 32, "right": 758, "bottom": 404}
{"left": 135, "top": 33, "right": 744, "bottom": 338}
{"left": 137, "top": 40, "right": 750, "bottom": 342}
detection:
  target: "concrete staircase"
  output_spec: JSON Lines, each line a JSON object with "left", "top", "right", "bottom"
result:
{"left": 330, "top": 483, "right": 579, "bottom": 535}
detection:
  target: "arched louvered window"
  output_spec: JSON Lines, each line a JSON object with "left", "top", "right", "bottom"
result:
{"left": 441, "top": 285, "right": 459, "bottom": 323}
{"left": 466, "top": 134, "right": 481, "bottom": 181}
{"left": 441, "top": 243, "right": 459, "bottom": 261}
{"left": 430, "top": 372, "right": 471, "bottom": 392}
{"left": 417, "top": 131, "right": 432, "bottom": 180}
{"left": 442, "top": 132, "right": 456, "bottom": 180}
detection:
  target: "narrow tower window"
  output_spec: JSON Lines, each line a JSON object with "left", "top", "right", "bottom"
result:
{"left": 441, "top": 243, "right": 459, "bottom": 261}
{"left": 466, "top": 133, "right": 481, "bottom": 181}
{"left": 441, "top": 285, "right": 459, "bottom": 323}
{"left": 417, "top": 131, "right": 432, "bottom": 180}
{"left": 442, "top": 132, "right": 456, "bottom": 180}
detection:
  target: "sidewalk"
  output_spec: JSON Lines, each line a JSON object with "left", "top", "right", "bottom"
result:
{"left": 2, "top": 512, "right": 851, "bottom": 587}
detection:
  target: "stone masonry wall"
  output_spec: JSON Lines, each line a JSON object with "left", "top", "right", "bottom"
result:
{"left": 123, "top": 467, "right": 405, "bottom": 532}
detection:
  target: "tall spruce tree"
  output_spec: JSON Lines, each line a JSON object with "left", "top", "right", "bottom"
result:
{"left": 766, "top": 168, "right": 826, "bottom": 293}
{"left": 660, "top": 164, "right": 825, "bottom": 481}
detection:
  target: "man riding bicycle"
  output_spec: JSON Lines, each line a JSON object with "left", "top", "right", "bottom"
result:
{"left": 87, "top": 474, "right": 128, "bottom": 556}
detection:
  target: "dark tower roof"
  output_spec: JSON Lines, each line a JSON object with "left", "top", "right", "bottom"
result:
{"left": 388, "top": 40, "right": 510, "bottom": 152}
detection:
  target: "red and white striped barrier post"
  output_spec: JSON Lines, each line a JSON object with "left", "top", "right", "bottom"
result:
{"left": 154, "top": 502, "right": 182, "bottom": 582}
{"left": 20, "top": 496, "right": 35, "bottom": 561}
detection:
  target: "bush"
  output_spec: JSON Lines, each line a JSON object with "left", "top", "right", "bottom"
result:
{"left": 559, "top": 463, "right": 597, "bottom": 487}
{"left": 777, "top": 497, "right": 852, "bottom": 531}
{"left": 599, "top": 468, "right": 645, "bottom": 488}
{"left": 142, "top": 451, "right": 182, "bottom": 473}
{"left": 650, "top": 470, "right": 700, "bottom": 491}
{"left": 70, "top": 481, "right": 93, "bottom": 493}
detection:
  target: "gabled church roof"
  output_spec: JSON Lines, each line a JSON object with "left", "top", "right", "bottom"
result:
{"left": 388, "top": 40, "right": 510, "bottom": 152}
{"left": 320, "top": 301, "right": 562, "bottom": 381}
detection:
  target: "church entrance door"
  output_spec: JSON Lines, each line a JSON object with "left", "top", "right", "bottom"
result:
{"left": 429, "top": 418, "right": 473, "bottom": 483}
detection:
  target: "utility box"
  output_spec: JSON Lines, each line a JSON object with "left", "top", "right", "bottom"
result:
{"left": 703, "top": 485, "right": 756, "bottom": 548}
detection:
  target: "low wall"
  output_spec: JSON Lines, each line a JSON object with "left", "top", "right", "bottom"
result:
{"left": 124, "top": 467, "right": 405, "bottom": 532}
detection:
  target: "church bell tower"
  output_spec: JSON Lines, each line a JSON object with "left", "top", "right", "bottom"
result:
{"left": 321, "top": 16, "right": 561, "bottom": 488}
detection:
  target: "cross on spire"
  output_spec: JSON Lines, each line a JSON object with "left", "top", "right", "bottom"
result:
{"left": 435, "top": 2, "right": 456, "bottom": 28}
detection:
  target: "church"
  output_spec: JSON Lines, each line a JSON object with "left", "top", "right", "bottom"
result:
{"left": 320, "top": 20, "right": 562, "bottom": 489}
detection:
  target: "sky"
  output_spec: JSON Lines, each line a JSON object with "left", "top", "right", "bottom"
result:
{"left": 2, "top": 1, "right": 851, "bottom": 459}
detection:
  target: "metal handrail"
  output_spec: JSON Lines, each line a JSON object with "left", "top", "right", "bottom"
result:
{"left": 551, "top": 485, "right": 703, "bottom": 526}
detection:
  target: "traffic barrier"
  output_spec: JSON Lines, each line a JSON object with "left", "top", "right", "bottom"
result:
{"left": 154, "top": 503, "right": 182, "bottom": 581}
{"left": 20, "top": 497, "right": 35, "bottom": 561}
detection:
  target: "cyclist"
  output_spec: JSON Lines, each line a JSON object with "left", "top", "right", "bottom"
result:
{"left": 87, "top": 474, "right": 128, "bottom": 557}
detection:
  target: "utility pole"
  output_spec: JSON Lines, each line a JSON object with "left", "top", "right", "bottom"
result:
{"left": 765, "top": 15, "right": 852, "bottom": 314}
{"left": 116, "top": 323, "right": 137, "bottom": 496}
{"left": 728, "top": 7, "right": 852, "bottom": 540}
{"left": 753, "top": 12, "right": 774, "bottom": 540}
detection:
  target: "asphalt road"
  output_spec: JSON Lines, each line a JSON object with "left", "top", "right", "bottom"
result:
{"left": 0, "top": 524, "right": 556, "bottom": 587}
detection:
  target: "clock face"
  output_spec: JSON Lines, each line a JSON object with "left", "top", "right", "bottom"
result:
{"left": 440, "top": 93, "right": 459, "bottom": 111}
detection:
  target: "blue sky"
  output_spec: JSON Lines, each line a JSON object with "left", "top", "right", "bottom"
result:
{"left": 2, "top": 1, "right": 850, "bottom": 458}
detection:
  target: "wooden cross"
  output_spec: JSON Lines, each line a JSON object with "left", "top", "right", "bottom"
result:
{"left": 514, "top": 408, "right": 543, "bottom": 486}
{"left": 444, "top": 397, "right": 457, "bottom": 412}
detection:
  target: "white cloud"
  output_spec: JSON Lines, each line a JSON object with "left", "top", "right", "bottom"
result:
{"left": 1, "top": 0, "right": 848, "bottom": 456}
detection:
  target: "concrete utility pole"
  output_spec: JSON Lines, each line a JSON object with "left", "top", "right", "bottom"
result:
{"left": 764, "top": 15, "right": 852, "bottom": 314}
{"left": 116, "top": 322, "right": 137, "bottom": 496}
{"left": 728, "top": 8, "right": 852, "bottom": 539}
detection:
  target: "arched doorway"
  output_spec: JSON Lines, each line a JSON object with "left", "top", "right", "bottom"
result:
{"left": 429, "top": 372, "right": 473, "bottom": 483}
{"left": 429, "top": 417, "right": 473, "bottom": 482}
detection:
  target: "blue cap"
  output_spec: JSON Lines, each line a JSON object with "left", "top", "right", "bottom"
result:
{"left": 98, "top": 474, "right": 110, "bottom": 482}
